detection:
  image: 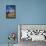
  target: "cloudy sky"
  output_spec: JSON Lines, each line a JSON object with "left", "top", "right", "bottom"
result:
{"left": 6, "top": 5, "right": 15, "bottom": 12}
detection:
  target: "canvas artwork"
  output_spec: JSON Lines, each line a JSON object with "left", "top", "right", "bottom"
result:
{"left": 18, "top": 25, "right": 46, "bottom": 41}
{"left": 6, "top": 5, "right": 16, "bottom": 19}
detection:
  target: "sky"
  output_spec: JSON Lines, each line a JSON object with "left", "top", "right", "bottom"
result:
{"left": 6, "top": 5, "right": 15, "bottom": 12}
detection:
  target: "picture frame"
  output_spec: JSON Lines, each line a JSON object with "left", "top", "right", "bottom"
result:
{"left": 6, "top": 5, "right": 16, "bottom": 19}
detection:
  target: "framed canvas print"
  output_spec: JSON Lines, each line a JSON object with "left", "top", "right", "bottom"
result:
{"left": 6, "top": 5, "right": 16, "bottom": 19}
{"left": 18, "top": 24, "right": 46, "bottom": 41}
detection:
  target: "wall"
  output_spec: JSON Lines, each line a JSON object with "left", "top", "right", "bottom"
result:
{"left": 16, "top": 0, "right": 46, "bottom": 24}
{"left": 0, "top": 0, "right": 18, "bottom": 44}
{"left": 0, "top": 0, "right": 46, "bottom": 45}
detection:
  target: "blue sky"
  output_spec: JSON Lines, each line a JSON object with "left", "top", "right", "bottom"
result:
{"left": 6, "top": 5, "right": 15, "bottom": 12}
